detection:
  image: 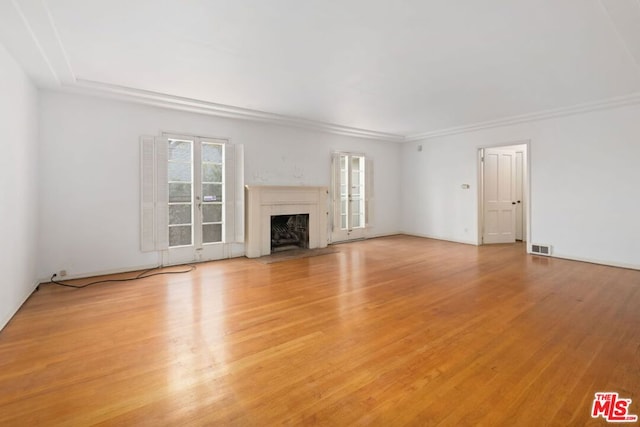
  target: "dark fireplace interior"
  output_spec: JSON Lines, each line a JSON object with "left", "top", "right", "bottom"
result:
{"left": 271, "top": 214, "right": 309, "bottom": 252}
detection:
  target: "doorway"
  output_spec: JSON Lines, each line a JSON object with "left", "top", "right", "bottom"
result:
{"left": 163, "top": 135, "right": 226, "bottom": 265}
{"left": 331, "top": 153, "right": 367, "bottom": 242}
{"left": 478, "top": 142, "right": 529, "bottom": 245}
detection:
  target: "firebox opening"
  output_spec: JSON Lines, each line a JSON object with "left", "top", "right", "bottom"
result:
{"left": 271, "top": 214, "right": 309, "bottom": 253}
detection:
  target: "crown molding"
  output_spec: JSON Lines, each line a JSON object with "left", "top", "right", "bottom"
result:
{"left": 58, "top": 79, "right": 640, "bottom": 143}
{"left": 598, "top": 0, "right": 640, "bottom": 73}
{"left": 7, "top": 0, "right": 640, "bottom": 144}
{"left": 62, "top": 79, "right": 406, "bottom": 142}
{"left": 405, "top": 92, "right": 640, "bottom": 142}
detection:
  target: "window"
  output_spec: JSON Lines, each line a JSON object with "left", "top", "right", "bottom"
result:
{"left": 167, "top": 138, "right": 225, "bottom": 247}
{"left": 168, "top": 138, "right": 194, "bottom": 246}
{"left": 340, "top": 154, "right": 365, "bottom": 230}
{"left": 331, "top": 153, "right": 372, "bottom": 242}
{"left": 141, "top": 134, "right": 244, "bottom": 263}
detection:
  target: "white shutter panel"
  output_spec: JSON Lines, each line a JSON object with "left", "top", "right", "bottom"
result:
{"left": 365, "top": 157, "right": 374, "bottom": 227}
{"left": 140, "top": 136, "right": 156, "bottom": 252}
{"left": 234, "top": 144, "right": 245, "bottom": 243}
{"left": 155, "top": 137, "right": 169, "bottom": 250}
{"left": 331, "top": 153, "right": 341, "bottom": 232}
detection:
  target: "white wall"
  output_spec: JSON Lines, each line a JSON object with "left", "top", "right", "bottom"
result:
{"left": 401, "top": 104, "right": 640, "bottom": 269}
{"left": 38, "top": 91, "right": 401, "bottom": 279}
{"left": 0, "top": 44, "right": 39, "bottom": 329}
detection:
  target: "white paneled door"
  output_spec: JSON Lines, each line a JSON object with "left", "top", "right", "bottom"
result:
{"left": 515, "top": 151, "right": 525, "bottom": 241}
{"left": 483, "top": 148, "right": 517, "bottom": 244}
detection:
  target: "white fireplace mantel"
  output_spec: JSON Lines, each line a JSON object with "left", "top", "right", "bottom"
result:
{"left": 245, "top": 185, "right": 328, "bottom": 258}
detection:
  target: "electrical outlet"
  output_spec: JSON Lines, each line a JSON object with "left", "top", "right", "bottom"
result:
{"left": 59, "top": 270, "right": 67, "bottom": 277}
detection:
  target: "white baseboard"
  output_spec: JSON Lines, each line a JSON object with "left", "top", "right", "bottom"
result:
{"left": 400, "top": 231, "right": 479, "bottom": 246}
{"left": 366, "top": 231, "right": 403, "bottom": 239}
{"left": 545, "top": 253, "right": 640, "bottom": 271}
{"left": 328, "top": 231, "right": 402, "bottom": 245}
{"left": 38, "top": 263, "right": 161, "bottom": 283}
{"left": 39, "top": 248, "right": 250, "bottom": 283}
{"left": 1, "top": 279, "right": 40, "bottom": 332}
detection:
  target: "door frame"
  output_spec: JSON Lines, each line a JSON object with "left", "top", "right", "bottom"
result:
{"left": 162, "top": 133, "right": 227, "bottom": 265}
{"left": 477, "top": 140, "right": 531, "bottom": 250}
{"left": 330, "top": 152, "right": 367, "bottom": 243}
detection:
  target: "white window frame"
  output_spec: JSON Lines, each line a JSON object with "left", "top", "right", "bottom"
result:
{"left": 331, "top": 152, "right": 374, "bottom": 243}
{"left": 140, "top": 134, "right": 244, "bottom": 263}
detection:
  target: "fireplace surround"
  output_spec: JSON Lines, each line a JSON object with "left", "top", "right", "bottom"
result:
{"left": 245, "top": 186, "right": 328, "bottom": 258}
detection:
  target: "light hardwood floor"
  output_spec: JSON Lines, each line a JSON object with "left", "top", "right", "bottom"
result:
{"left": 1, "top": 236, "right": 639, "bottom": 426}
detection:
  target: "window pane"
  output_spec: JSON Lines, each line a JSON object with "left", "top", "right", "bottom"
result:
{"left": 352, "top": 171, "right": 361, "bottom": 187}
{"left": 352, "top": 156, "right": 363, "bottom": 171}
{"left": 203, "top": 224, "right": 222, "bottom": 243}
{"left": 169, "top": 204, "right": 191, "bottom": 225}
{"left": 168, "top": 140, "right": 191, "bottom": 162}
{"left": 169, "top": 183, "right": 191, "bottom": 203}
{"left": 352, "top": 215, "right": 361, "bottom": 228}
{"left": 203, "top": 203, "right": 222, "bottom": 223}
{"left": 203, "top": 183, "right": 222, "bottom": 202}
{"left": 203, "top": 144, "right": 223, "bottom": 163}
{"left": 351, "top": 200, "right": 361, "bottom": 215}
{"left": 203, "top": 164, "right": 222, "bottom": 183}
{"left": 169, "top": 225, "right": 192, "bottom": 247}
{"left": 169, "top": 162, "right": 191, "bottom": 182}
{"left": 341, "top": 214, "right": 347, "bottom": 229}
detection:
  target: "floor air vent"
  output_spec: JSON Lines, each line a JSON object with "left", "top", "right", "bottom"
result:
{"left": 531, "top": 244, "right": 552, "bottom": 256}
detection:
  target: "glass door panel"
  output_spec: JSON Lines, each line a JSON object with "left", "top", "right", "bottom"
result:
{"left": 334, "top": 153, "right": 366, "bottom": 242}
{"left": 201, "top": 142, "right": 224, "bottom": 244}
{"left": 168, "top": 139, "right": 193, "bottom": 247}
{"left": 165, "top": 137, "right": 226, "bottom": 264}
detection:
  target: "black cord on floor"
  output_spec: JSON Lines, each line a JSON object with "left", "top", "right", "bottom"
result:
{"left": 49, "top": 265, "right": 196, "bottom": 289}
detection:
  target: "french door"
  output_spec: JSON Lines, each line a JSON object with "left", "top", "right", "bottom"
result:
{"left": 332, "top": 153, "right": 366, "bottom": 242}
{"left": 164, "top": 135, "right": 226, "bottom": 264}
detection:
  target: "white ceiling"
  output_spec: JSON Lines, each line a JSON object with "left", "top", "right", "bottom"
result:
{"left": 2, "top": 0, "right": 640, "bottom": 141}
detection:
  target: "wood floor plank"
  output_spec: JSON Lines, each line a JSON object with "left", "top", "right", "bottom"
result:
{"left": 0, "top": 236, "right": 639, "bottom": 425}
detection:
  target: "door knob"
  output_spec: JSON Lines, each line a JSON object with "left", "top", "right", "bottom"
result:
{"left": 512, "top": 202, "right": 516, "bottom": 205}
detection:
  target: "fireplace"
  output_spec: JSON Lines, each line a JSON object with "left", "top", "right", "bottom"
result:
{"left": 271, "top": 214, "right": 309, "bottom": 252}
{"left": 245, "top": 186, "right": 328, "bottom": 258}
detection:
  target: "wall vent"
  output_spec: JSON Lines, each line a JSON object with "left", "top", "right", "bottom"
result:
{"left": 531, "top": 244, "right": 552, "bottom": 256}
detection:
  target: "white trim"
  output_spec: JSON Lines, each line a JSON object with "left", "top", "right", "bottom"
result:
{"left": 6, "top": 0, "right": 75, "bottom": 85}
{"left": 65, "top": 79, "right": 406, "bottom": 142}
{"left": 10, "top": 0, "right": 640, "bottom": 142}
{"left": 0, "top": 279, "right": 40, "bottom": 332}
{"left": 597, "top": 0, "right": 640, "bottom": 74}
{"left": 400, "top": 232, "right": 479, "bottom": 246}
{"left": 538, "top": 253, "right": 640, "bottom": 272}
{"left": 330, "top": 152, "right": 368, "bottom": 242}
{"left": 405, "top": 92, "right": 640, "bottom": 141}
{"left": 69, "top": 80, "right": 640, "bottom": 144}
{"left": 40, "top": 0, "right": 75, "bottom": 84}
{"left": 364, "top": 231, "right": 403, "bottom": 239}
{"left": 38, "top": 263, "right": 161, "bottom": 283}
{"left": 8, "top": 0, "right": 61, "bottom": 85}
{"left": 477, "top": 141, "right": 531, "bottom": 248}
